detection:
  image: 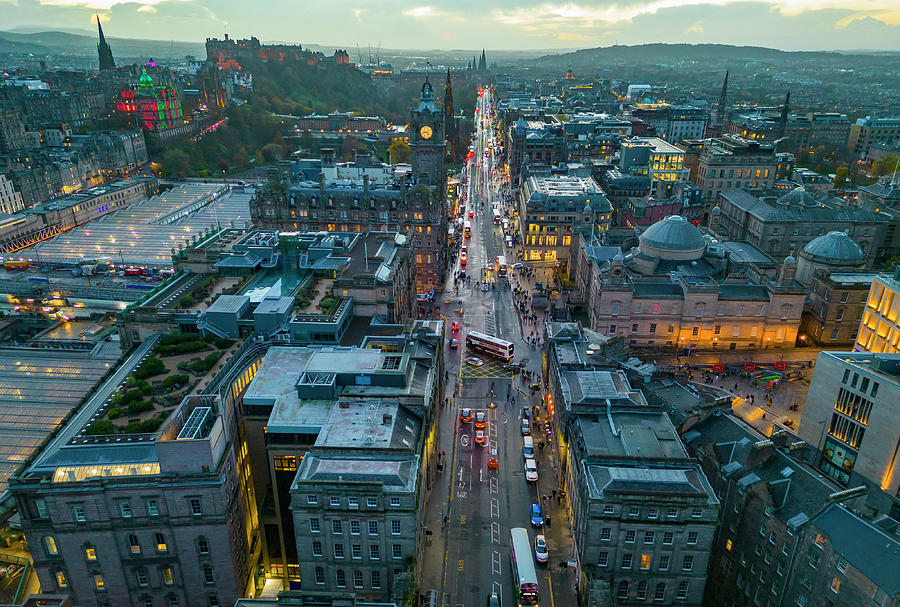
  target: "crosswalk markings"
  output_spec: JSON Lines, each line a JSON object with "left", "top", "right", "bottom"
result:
{"left": 460, "top": 359, "right": 512, "bottom": 380}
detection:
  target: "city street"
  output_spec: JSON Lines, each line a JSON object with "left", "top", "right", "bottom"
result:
{"left": 419, "top": 88, "right": 576, "bottom": 607}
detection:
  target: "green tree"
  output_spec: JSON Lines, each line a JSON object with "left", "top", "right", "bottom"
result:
{"left": 873, "top": 155, "right": 899, "bottom": 177}
{"left": 387, "top": 140, "right": 412, "bottom": 164}
{"left": 833, "top": 166, "right": 849, "bottom": 188}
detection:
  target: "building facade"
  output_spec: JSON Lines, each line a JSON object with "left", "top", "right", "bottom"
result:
{"left": 798, "top": 351, "right": 900, "bottom": 502}
{"left": 695, "top": 136, "right": 778, "bottom": 206}
{"left": 517, "top": 174, "right": 612, "bottom": 264}
{"left": 799, "top": 270, "right": 875, "bottom": 347}
{"left": 855, "top": 271, "right": 900, "bottom": 354}
{"left": 848, "top": 116, "right": 900, "bottom": 158}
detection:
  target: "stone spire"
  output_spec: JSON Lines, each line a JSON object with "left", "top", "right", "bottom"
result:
{"left": 96, "top": 16, "right": 116, "bottom": 71}
{"left": 716, "top": 70, "right": 728, "bottom": 124}
{"left": 778, "top": 91, "right": 790, "bottom": 138}
{"left": 479, "top": 49, "right": 487, "bottom": 71}
{"left": 444, "top": 69, "right": 458, "bottom": 163}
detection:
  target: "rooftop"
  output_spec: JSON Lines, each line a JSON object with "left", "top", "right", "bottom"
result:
{"left": 575, "top": 408, "right": 687, "bottom": 460}
{"left": 585, "top": 464, "right": 716, "bottom": 500}
{"left": 294, "top": 454, "right": 418, "bottom": 492}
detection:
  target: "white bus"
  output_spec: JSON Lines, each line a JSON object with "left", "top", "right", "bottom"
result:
{"left": 464, "top": 221, "right": 472, "bottom": 238}
{"left": 493, "top": 208, "right": 502, "bottom": 224}
{"left": 510, "top": 528, "right": 540, "bottom": 606}
{"left": 465, "top": 330, "right": 514, "bottom": 361}
{"left": 497, "top": 256, "right": 507, "bottom": 278}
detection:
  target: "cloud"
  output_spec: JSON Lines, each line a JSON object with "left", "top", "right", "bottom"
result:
{"left": 685, "top": 19, "right": 704, "bottom": 32}
{"left": 90, "top": 11, "right": 109, "bottom": 23}
{"left": 353, "top": 8, "right": 362, "bottom": 20}
{"left": 402, "top": 5, "right": 451, "bottom": 18}
{"left": 40, "top": 0, "right": 176, "bottom": 7}
{"left": 136, "top": 4, "right": 155, "bottom": 12}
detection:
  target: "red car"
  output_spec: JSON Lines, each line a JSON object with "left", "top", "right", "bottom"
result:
{"left": 451, "top": 323, "right": 461, "bottom": 332}
{"left": 460, "top": 252, "right": 467, "bottom": 265}
{"left": 475, "top": 411, "right": 486, "bottom": 429}
{"left": 468, "top": 210, "right": 474, "bottom": 217}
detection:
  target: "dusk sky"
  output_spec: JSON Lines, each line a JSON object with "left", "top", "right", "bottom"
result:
{"left": 3, "top": 0, "right": 900, "bottom": 52}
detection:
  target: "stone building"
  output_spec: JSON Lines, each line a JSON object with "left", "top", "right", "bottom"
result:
{"left": 854, "top": 270, "right": 900, "bottom": 355}
{"left": 540, "top": 338, "right": 719, "bottom": 606}
{"left": 517, "top": 174, "right": 612, "bottom": 264}
{"left": 848, "top": 116, "right": 900, "bottom": 158}
{"left": 507, "top": 117, "right": 566, "bottom": 188}
{"left": 799, "top": 270, "right": 876, "bottom": 347}
{"left": 694, "top": 135, "right": 778, "bottom": 208}
{"left": 709, "top": 187, "right": 889, "bottom": 261}
{"left": 582, "top": 215, "right": 807, "bottom": 350}
{"left": 798, "top": 351, "right": 900, "bottom": 510}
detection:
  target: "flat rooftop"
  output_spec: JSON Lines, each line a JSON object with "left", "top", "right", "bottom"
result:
{"left": 585, "top": 463, "right": 716, "bottom": 500}
{"left": 295, "top": 454, "right": 418, "bottom": 491}
{"left": 576, "top": 409, "right": 688, "bottom": 460}
{"left": 315, "top": 401, "right": 419, "bottom": 450}
{"left": 243, "top": 346, "right": 316, "bottom": 406}
{"left": 531, "top": 175, "right": 602, "bottom": 196}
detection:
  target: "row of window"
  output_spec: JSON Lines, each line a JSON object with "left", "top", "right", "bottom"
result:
{"left": 309, "top": 517, "right": 402, "bottom": 535}
{"left": 616, "top": 579, "right": 690, "bottom": 601}
{"left": 599, "top": 552, "right": 695, "bottom": 572}
{"left": 52, "top": 574, "right": 217, "bottom": 607}
{"left": 44, "top": 497, "right": 204, "bottom": 523}
{"left": 601, "top": 505, "right": 702, "bottom": 519}
{"left": 610, "top": 301, "right": 773, "bottom": 318}
{"left": 840, "top": 369, "right": 880, "bottom": 398}
{"left": 599, "top": 528, "right": 701, "bottom": 546}
{"left": 311, "top": 541, "right": 404, "bottom": 560}
{"left": 44, "top": 534, "right": 209, "bottom": 560}
{"left": 313, "top": 566, "right": 381, "bottom": 589}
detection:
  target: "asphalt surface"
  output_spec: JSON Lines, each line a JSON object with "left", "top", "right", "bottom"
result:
{"left": 422, "top": 88, "right": 576, "bottom": 607}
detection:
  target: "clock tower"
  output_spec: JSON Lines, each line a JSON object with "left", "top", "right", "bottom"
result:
{"left": 409, "top": 75, "right": 445, "bottom": 191}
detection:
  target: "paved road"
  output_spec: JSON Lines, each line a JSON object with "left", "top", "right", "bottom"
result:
{"left": 420, "top": 87, "right": 576, "bottom": 607}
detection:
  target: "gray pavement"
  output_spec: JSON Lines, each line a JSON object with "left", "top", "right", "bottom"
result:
{"left": 419, "top": 88, "right": 576, "bottom": 607}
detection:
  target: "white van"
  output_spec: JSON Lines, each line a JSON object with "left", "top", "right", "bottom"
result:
{"left": 523, "top": 435, "right": 534, "bottom": 459}
{"left": 521, "top": 418, "right": 530, "bottom": 435}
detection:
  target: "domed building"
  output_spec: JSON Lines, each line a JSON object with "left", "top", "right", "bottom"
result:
{"left": 632, "top": 215, "right": 710, "bottom": 274}
{"left": 796, "top": 231, "right": 868, "bottom": 285}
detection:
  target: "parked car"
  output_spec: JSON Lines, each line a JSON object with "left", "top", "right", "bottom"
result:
{"left": 530, "top": 503, "right": 543, "bottom": 527}
{"left": 459, "top": 408, "right": 472, "bottom": 423}
{"left": 465, "top": 356, "right": 484, "bottom": 366}
{"left": 534, "top": 534, "right": 549, "bottom": 563}
{"left": 520, "top": 418, "right": 529, "bottom": 435}
{"left": 524, "top": 458, "right": 538, "bottom": 482}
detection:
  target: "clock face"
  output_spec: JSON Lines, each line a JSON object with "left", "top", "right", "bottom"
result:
{"left": 420, "top": 125, "right": 433, "bottom": 140}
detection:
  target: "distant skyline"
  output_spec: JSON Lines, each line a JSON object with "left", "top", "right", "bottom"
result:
{"left": 2, "top": 0, "right": 900, "bottom": 52}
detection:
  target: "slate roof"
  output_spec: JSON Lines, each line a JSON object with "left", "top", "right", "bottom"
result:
{"left": 722, "top": 189, "right": 887, "bottom": 224}
{"left": 812, "top": 504, "right": 900, "bottom": 596}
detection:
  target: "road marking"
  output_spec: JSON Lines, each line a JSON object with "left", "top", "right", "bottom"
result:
{"left": 492, "top": 581, "right": 502, "bottom": 595}
{"left": 460, "top": 434, "right": 469, "bottom": 448}
{"left": 490, "top": 498, "right": 499, "bottom": 518}
{"left": 491, "top": 521, "right": 500, "bottom": 544}
{"left": 492, "top": 551, "right": 501, "bottom": 574}
{"left": 458, "top": 560, "right": 464, "bottom": 572}
{"left": 490, "top": 477, "right": 498, "bottom": 494}
{"left": 479, "top": 468, "right": 483, "bottom": 483}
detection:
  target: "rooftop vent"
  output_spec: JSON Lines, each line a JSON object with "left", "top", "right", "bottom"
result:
{"left": 177, "top": 407, "right": 213, "bottom": 440}
{"left": 383, "top": 413, "right": 393, "bottom": 425}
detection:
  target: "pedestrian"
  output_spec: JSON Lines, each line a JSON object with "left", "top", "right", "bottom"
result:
{"left": 552, "top": 489, "right": 557, "bottom": 499}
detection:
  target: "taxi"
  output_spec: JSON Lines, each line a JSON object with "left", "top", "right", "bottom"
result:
{"left": 459, "top": 408, "right": 473, "bottom": 424}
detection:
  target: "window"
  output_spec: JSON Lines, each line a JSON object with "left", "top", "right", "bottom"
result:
{"left": 314, "top": 566, "right": 325, "bottom": 585}
{"left": 161, "top": 567, "right": 174, "bottom": 585}
{"left": 43, "top": 536, "right": 58, "bottom": 556}
{"left": 714, "top": 325, "right": 721, "bottom": 335}
{"left": 372, "top": 570, "right": 381, "bottom": 589}
{"left": 190, "top": 498, "right": 202, "bottom": 516}
{"left": 352, "top": 544, "right": 362, "bottom": 559}
{"left": 274, "top": 456, "right": 297, "bottom": 472}
{"left": 128, "top": 534, "right": 141, "bottom": 555}
{"left": 632, "top": 323, "right": 639, "bottom": 334}
{"left": 644, "top": 531, "right": 655, "bottom": 544}
{"left": 676, "top": 581, "right": 689, "bottom": 600}
{"left": 198, "top": 539, "right": 209, "bottom": 555}
{"left": 617, "top": 581, "right": 629, "bottom": 599}
{"left": 612, "top": 302, "right": 620, "bottom": 315}
{"left": 168, "top": 596, "right": 179, "bottom": 607}
{"left": 332, "top": 520, "right": 342, "bottom": 535}
{"left": 147, "top": 499, "right": 159, "bottom": 516}
{"left": 336, "top": 569, "right": 346, "bottom": 588}
{"left": 390, "top": 497, "right": 401, "bottom": 507}
{"left": 814, "top": 534, "right": 825, "bottom": 549}
{"left": 601, "top": 527, "right": 611, "bottom": 540}
{"left": 629, "top": 506, "right": 640, "bottom": 516}
{"left": 334, "top": 543, "right": 344, "bottom": 559}
{"left": 687, "top": 532, "right": 698, "bottom": 545}
{"left": 640, "top": 554, "right": 651, "bottom": 570}
{"left": 682, "top": 555, "right": 694, "bottom": 571}
{"left": 35, "top": 499, "right": 48, "bottom": 519}
{"left": 307, "top": 495, "right": 318, "bottom": 505}
{"left": 609, "top": 324, "right": 617, "bottom": 334}
{"left": 391, "top": 520, "right": 401, "bottom": 535}
{"left": 598, "top": 552, "right": 608, "bottom": 566}
{"left": 830, "top": 329, "right": 839, "bottom": 341}
{"left": 621, "top": 553, "right": 633, "bottom": 568}
{"left": 830, "top": 577, "right": 841, "bottom": 594}
{"left": 659, "top": 555, "right": 670, "bottom": 571}
{"left": 73, "top": 504, "right": 86, "bottom": 522}
{"left": 350, "top": 520, "right": 360, "bottom": 535}
{"left": 120, "top": 501, "right": 132, "bottom": 518}
{"left": 836, "top": 558, "right": 847, "bottom": 573}
{"left": 93, "top": 573, "right": 106, "bottom": 590}
{"left": 667, "top": 508, "right": 678, "bottom": 518}
{"left": 603, "top": 504, "right": 615, "bottom": 514}
{"left": 203, "top": 565, "right": 214, "bottom": 584}
{"left": 370, "top": 545, "right": 380, "bottom": 560}
{"left": 668, "top": 324, "right": 676, "bottom": 334}
{"left": 654, "top": 582, "right": 666, "bottom": 601}
{"left": 208, "top": 597, "right": 219, "bottom": 607}
{"left": 726, "top": 539, "right": 733, "bottom": 551}
{"left": 367, "top": 497, "right": 377, "bottom": 507}
{"left": 354, "top": 570, "right": 364, "bottom": 588}
{"left": 637, "top": 580, "right": 648, "bottom": 600}
{"left": 368, "top": 521, "right": 378, "bottom": 535}
{"left": 625, "top": 529, "right": 636, "bottom": 543}
{"left": 330, "top": 497, "right": 341, "bottom": 507}
{"left": 392, "top": 544, "right": 402, "bottom": 559}
{"left": 692, "top": 507, "right": 703, "bottom": 518}
{"left": 648, "top": 508, "right": 659, "bottom": 519}
{"left": 809, "top": 553, "right": 819, "bottom": 569}
{"left": 55, "top": 568, "right": 68, "bottom": 589}
{"left": 663, "top": 531, "right": 674, "bottom": 545}
{"left": 797, "top": 595, "right": 807, "bottom": 606}
{"left": 768, "top": 531, "right": 777, "bottom": 545}
{"left": 310, "top": 518, "right": 320, "bottom": 533}
{"left": 312, "top": 541, "right": 322, "bottom": 556}
{"left": 759, "top": 524, "right": 767, "bottom": 537}
{"left": 85, "top": 546, "right": 97, "bottom": 561}
{"left": 155, "top": 533, "right": 167, "bottom": 552}
{"left": 650, "top": 323, "right": 657, "bottom": 334}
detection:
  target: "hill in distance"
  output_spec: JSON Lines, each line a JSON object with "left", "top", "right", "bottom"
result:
{"left": 0, "top": 29, "right": 204, "bottom": 59}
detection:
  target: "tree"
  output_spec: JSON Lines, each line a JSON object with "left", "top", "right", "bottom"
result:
{"left": 387, "top": 140, "right": 412, "bottom": 164}
{"left": 341, "top": 137, "right": 369, "bottom": 162}
{"left": 873, "top": 155, "right": 899, "bottom": 177}
{"left": 833, "top": 166, "right": 849, "bottom": 188}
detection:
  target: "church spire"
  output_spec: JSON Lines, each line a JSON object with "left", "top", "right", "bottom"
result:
{"left": 444, "top": 69, "right": 458, "bottom": 163}
{"left": 778, "top": 91, "right": 790, "bottom": 138}
{"left": 716, "top": 70, "right": 728, "bottom": 124}
{"left": 479, "top": 49, "right": 487, "bottom": 72}
{"left": 96, "top": 16, "right": 116, "bottom": 71}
